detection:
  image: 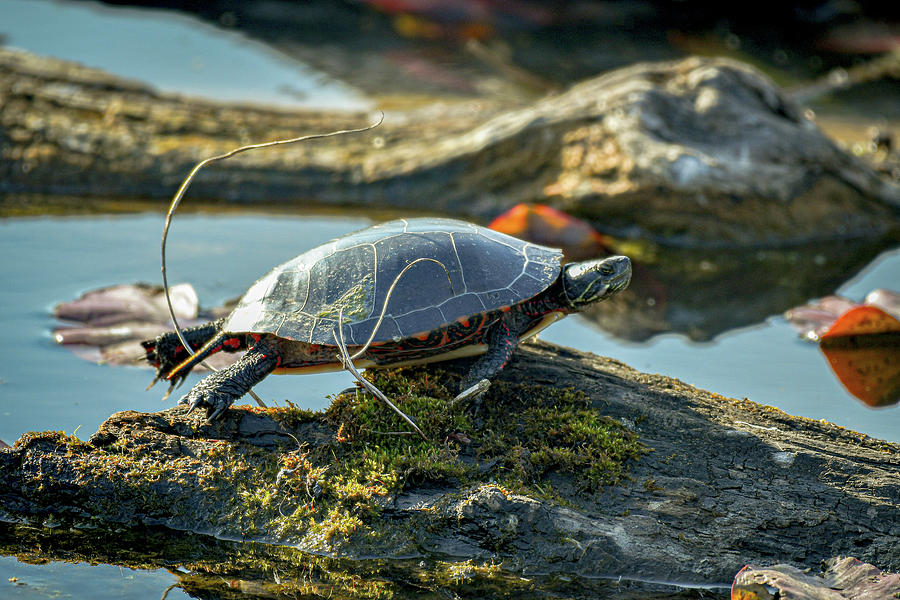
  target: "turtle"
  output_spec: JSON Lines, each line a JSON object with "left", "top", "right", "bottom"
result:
{"left": 142, "top": 217, "right": 631, "bottom": 422}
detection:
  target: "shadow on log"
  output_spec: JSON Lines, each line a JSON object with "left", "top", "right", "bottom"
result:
{"left": 2, "top": 340, "right": 898, "bottom": 592}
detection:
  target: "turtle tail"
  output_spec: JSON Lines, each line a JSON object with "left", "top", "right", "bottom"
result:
{"left": 143, "top": 318, "right": 226, "bottom": 397}
{"left": 165, "top": 330, "right": 245, "bottom": 387}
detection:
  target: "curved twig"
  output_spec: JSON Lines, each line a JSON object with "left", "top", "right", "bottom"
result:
{"left": 159, "top": 114, "right": 385, "bottom": 408}
{"left": 350, "top": 257, "right": 454, "bottom": 359}
{"left": 333, "top": 305, "right": 427, "bottom": 440}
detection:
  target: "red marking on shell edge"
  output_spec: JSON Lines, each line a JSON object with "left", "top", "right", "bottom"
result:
{"left": 249, "top": 333, "right": 262, "bottom": 343}
{"left": 224, "top": 338, "right": 241, "bottom": 349}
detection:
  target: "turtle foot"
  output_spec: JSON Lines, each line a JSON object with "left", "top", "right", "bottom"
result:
{"left": 142, "top": 335, "right": 186, "bottom": 388}
{"left": 179, "top": 385, "right": 234, "bottom": 422}
{"left": 141, "top": 319, "right": 226, "bottom": 394}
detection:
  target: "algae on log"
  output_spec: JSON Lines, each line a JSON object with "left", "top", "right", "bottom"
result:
{"left": 2, "top": 47, "right": 898, "bottom": 246}
{"left": 1, "top": 340, "right": 898, "bottom": 586}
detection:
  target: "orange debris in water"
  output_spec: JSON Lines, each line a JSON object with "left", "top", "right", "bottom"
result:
{"left": 488, "top": 203, "right": 610, "bottom": 260}
{"left": 820, "top": 305, "right": 900, "bottom": 339}
{"left": 821, "top": 343, "right": 900, "bottom": 408}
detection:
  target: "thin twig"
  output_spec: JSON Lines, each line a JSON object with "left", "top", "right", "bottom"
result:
{"left": 333, "top": 305, "right": 427, "bottom": 440}
{"left": 327, "top": 255, "right": 456, "bottom": 439}
{"left": 349, "top": 257, "right": 454, "bottom": 360}
{"left": 159, "top": 114, "right": 385, "bottom": 408}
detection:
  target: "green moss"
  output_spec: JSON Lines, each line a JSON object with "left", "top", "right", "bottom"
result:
{"left": 325, "top": 367, "right": 644, "bottom": 498}
{"left": 12, "top": 368, "right": 642, "bottom": 556}
{"left": 13, "top": 430, "right": 91, "bottom": 453}
{"left": 259, "top": 402, "right": 319, "bottom": 428}
{"left": 206, "top": 366, "right": 642, "bottom": 549}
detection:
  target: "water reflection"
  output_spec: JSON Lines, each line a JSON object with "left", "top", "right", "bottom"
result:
{"left": 584, "top": 239, "right": 896, "bottom": 342}
{"left": 0, "top": 521, "right": 710, "bottom": 600}
{"left": 821, "top": 333, "right": 900, "bottom": 407}
{"left": 0, "top": 0, "right": 369, "bottom": 109}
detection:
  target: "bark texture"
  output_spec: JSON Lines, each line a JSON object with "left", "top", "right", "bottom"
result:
{"left": 1, "top": 340, "right": 897, "bottom": 587}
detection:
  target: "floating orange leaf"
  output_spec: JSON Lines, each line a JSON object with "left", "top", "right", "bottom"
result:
{"left": 815, "top": 306, "right": 900, "bottom": 407}
{"left": 820, "top": 305, "right": 900, "bottom": 339}
{"left": 488, "top": 203, "right": 610, "bottom": 260}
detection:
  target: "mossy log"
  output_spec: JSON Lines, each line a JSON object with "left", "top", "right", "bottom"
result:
{"left": 2, "top": 47, "right": 898, "bottom": 246}
{"left": 1, "top": 340, "right": 898, "bottom": 588}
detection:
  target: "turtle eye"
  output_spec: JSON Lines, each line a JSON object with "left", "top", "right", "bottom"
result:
{"left": 599, "top": 264, "right": 614, "bottom": 276}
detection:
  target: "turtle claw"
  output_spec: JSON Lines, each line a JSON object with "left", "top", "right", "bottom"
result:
{"left": 179, "top": 387, "right": 232, "bottom": 422}
{"left": 206, "top": 404, "right": 227, "bottom": 422}
{"left": 182, "top": 395, "right": 202, "bottom": 415}
{"left": 161, "top": 383, "right": 175, "bottom": 402}
{"left": 146, "top": 372, "right": 162, "bottom": 391}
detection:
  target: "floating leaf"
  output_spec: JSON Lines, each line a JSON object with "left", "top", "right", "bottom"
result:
{"left": 821, "top": 305, "right": 900, "bottom": 339}
{"left": 489, "top": 203, "right": 610, "bottom": 260}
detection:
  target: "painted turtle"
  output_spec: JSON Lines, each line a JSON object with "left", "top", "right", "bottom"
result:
{"left": 143, "top": 218, "right": 631, "bottom": 421}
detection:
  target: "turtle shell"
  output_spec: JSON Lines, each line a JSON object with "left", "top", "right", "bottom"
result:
{"left": 224, "top": 218, "right": 563, "bottom": 346}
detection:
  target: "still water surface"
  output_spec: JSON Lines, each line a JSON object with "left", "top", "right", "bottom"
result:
{"left": 3, "top": 211, "right": 895, "bottom": 598}
{"left": 1, "top": 0, "right": 898, "bottom": 597}
{"left": 2, "top": 212, "right": 898, "bottom": 445}
{"left": 0, "top": 0, "right": 369, "bottom": 110}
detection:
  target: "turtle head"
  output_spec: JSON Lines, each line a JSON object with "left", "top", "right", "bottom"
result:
{"left": 562, "top": 255, "right": 631, "bottom": 308}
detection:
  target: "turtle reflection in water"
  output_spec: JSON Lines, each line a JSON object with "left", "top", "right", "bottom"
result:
{"left": 143, "top": 218, "right": 631, "bottom": 421}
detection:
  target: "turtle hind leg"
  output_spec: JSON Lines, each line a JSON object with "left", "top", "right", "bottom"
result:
{"left": 180, "top": 334, "right": 281, "bottom": 421}
{"left": 453, "top": 310, "right": 530, "bottom": 407}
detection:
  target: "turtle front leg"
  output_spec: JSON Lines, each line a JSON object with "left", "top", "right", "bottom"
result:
{"left": 180, "top": 335, "right": 281, "bottom": 421}
{"left": 454, "top": 310, "right": 531, "bottom": 405}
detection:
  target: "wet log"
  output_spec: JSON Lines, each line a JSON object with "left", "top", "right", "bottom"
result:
{"left": 2, "top": 47, "right": 898, "bottom": 246}
{"left": 1, "top": 340, "right": 897, "bottom": 587}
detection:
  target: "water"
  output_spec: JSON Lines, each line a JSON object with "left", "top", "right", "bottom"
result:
{"left": 2, "top": 211, "right": 897, "bottom": 598}
{"left": 1, "top": 555, "right": 190, "bottom": 600}
{"left": 0, "top": 213, "right": 366, "bottom": 445}
{"left": 2, "top": 212, "right": 897, "bottom": 446}
{"left": 0, "top": 0, "right": 370, "bottom": 110}
{"left": 1, "top": 1, "right": 898, "bottom": 597}
{"left": 544, "top": 247, "right": 900, "bottom": 443}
